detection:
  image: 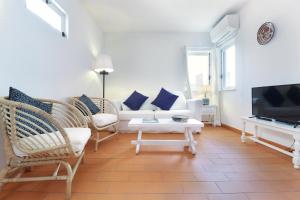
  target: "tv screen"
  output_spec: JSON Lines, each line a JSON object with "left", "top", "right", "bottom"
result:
{"left": 252, "top": 84, "right": 300, "bottom": 124}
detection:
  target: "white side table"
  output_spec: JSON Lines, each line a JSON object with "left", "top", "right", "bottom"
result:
{"left": 201, "top": 105, "right": 217, "bottom": 126}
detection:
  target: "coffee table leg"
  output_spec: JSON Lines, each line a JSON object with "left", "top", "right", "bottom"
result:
{"left": 187, "top": 128, "right": 196, "bottom": 155}
{"left": 136, "top": 130, "right": 142, "bottom": 154}
{"left": 184, "top": 128, "right": 190, "bottom": 146}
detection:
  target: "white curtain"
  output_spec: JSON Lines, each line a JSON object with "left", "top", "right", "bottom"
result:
{"left": 210, "top": 48, "right": 221, "bottom": 126}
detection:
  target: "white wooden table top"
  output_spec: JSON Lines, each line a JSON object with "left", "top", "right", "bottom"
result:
{"left": 128, "top": 118, "right": 204, "bottom": 128}
{"left": 241, "top": 116, "right": 300, "bottom": 134}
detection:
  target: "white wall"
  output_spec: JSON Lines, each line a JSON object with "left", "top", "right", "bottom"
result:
{"left": 0, "top": 0, "right": 103, "bottom": 168}
{"left": 221, "top": 0, "right": 300, "bottom": 145}
{"left": 103, "top": 32, "right": 212, "bottom": 100}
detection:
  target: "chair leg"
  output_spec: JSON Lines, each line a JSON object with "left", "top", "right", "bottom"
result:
{"left": 94, "top": 124, "right": 119, "bottom": 151}
{"left": 66, "top": 179, "right": 72, "bottom": 200}
{"left": 110, "top": 125, "right": 119, "bottom": 134}
{"left": 113, "top": 124, "right": 119, "bottom": 135}
{"left": 64, "top": 163, "right": 73, "bottom": 200}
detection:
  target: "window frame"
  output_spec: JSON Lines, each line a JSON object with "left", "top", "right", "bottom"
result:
{"left": 186, "top": 47, "right": 212, "bottom": 98}
{"left": 186, "top": 49, "right": 212, "bottom": 86}
{"left": 220, "top": 41, "right": 236, "bottom": 91}
{"left": 26, "top": 0, "right": 68, "bottom": 38}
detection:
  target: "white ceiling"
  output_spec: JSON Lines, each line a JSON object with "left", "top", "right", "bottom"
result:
{"left": 83, "top": 0, "right": 249, "bottom": 32}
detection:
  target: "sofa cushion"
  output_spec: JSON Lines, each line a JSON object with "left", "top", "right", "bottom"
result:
{"left": 13, "top": 128, "right": 91, "bottom": 157}
{"left": 170, "top": 91, "right": 187, "bottom": 110}
{"left": 119, "top": 110, "right": 154, "bottom": 121}
{"left": 123, "top": 91, "right": 148, "bottom": 110}
{"left": 151, "top": 88, "right": 179, "bottom": 110}
{"left": 123, "top": 98, "right": 157, "bottom": 111}
{"left": 79, "top": 94, "right": 101, "bottom": 115}
{"left": 92, "top": 113, "right": 118, "bottom": 127}
{"left": 155, "top": 110, "right": 192, "bottom": 119}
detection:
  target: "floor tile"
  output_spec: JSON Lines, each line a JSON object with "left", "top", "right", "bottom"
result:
{"left": 1, "top": 127, "right": 299, "bottom": 199}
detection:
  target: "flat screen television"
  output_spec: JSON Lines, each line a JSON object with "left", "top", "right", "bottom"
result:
{"left": 252, "top": 84, "right": 300, "bottom": 125}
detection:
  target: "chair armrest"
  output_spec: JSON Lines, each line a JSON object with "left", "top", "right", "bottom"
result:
{"left": 40, "top": 99, "right": 88, "bottom": 128}
{"left": 0, "top": 98, "right": 77, "bottom": 157}
{"left": 70, "top": 97, "right": 93, "bottom": 124}
{"left": 87, "top": 97, "right": 120, "bottom": 118}
{"left": 187, "top": 99, "right": 203, "bottom": 121}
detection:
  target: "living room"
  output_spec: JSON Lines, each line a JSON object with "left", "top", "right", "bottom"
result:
{"left": 1, "top": 0, "right": 300, "bottom": 199}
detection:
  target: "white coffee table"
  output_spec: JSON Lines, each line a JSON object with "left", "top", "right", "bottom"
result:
{"left": 128, "top": 118, "right": 204, "bottom": 155}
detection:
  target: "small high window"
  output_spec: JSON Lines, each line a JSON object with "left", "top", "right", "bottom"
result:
{"left": 26, "top": 0, "right": 68, "bottom": 37}
{"left": 221, "top": 43, "right": 236, "bottom": 90}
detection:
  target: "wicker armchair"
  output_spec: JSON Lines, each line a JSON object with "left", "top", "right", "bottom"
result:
{"left": 0, "top": 97, "right": 90, "bottom": 200}
{"left": 71, "top": 97, "right": 119, "bottom": 151}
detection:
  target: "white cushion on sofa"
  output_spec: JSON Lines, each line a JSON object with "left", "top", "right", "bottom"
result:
{"left": 169, "top": 91, "right": 187, "bottom": 110}
{"left": 93, "top": 113, "right": 118, "bottom": 127}
{"left": 13, "top": 128, "right": 91, "bottom": 157}
{"left": 155, "top": 110, "right": 192, "bottom": 119}
{"left": 119, "top": 110, "right": 154, "bottom": 120}
{"left": 122, "top": 102, "right": 156, "bottom": 111}
{"left": 140, "top": 99, "right": 157, "bottom": 110}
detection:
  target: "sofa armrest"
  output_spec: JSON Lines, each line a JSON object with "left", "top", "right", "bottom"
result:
{"left": 187, "top": 99, "right": 203, "bottom": 121}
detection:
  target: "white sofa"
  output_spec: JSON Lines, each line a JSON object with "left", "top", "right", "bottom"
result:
{"left": 113, "top": 91, "right": 203, "bottom": 133}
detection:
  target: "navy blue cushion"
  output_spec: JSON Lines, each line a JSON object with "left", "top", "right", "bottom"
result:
{"left": 123, "top": 91, "right": 148, "bottom": 110}
{"left": 151, "top": 88, "right": 178, "bottom": 110}
{"left": 9, "top": 87, "right": 52, "bottom": 113}
{"left": 8, "top": 87, "right": 55, "bottom": 135}
{"left": 79, "top": 94, "right": 101, "bottom": 115}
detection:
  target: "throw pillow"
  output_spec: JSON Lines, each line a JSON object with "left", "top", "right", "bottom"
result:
{"left": 8, "top": 87, "right": 55, "bottom": 135}
{"left": 123, "top": 91, "right": 148, "bottom": 110}
{"left": 79, "top": 94, "right": 101, "bottom": 115}
{"left": 9, "top": 87, "right": 52, "bottom": 113}
{"left": 151, "top": 88, "right": 179, "bottom": 110}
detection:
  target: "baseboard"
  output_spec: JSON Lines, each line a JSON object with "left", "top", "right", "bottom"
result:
{"left": 221, "top": 123, "right": 293, "bottom": 152}
{"left": 221, "top": 123, "right": 241, "bottom": 134}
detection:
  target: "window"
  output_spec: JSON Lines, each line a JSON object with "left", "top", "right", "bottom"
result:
{"left": 221, "top": 43, "right": 236, "bottom": 90}
{"left": 26, "top": 0, "right": 68, "bottom": 37}
{"left": 187, "top": 50, "right": 211, "bottom": 98}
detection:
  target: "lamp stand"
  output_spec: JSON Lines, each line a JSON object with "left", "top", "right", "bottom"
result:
{"left": 99, "top": 71, "right": 109, "bottom": 99}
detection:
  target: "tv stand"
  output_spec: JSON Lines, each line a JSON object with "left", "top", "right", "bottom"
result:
{"left": 241, "top": 116, "right": 300, "bottom": 169}
{"left": 255, "top": 116, "right": 272, "bottom": 121}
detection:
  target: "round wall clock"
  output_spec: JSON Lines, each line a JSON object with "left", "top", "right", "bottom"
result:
{"left": 257, "top": 22, "right": 275, "bottom": 45}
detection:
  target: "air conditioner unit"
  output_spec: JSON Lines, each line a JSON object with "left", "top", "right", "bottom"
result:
{"left": 210, "top": 14, "right": 240, "bottom": 45}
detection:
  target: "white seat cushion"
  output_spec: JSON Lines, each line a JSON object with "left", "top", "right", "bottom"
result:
{"left": 92, "top": 113, "right": 118, "bottom": 127}
{"left": 13, "top": 128, "right": 91, "bottom": 157}
{"left": 155, "top": 110, "right": 192, "bottom": 119}
{"left": 119, "top": 110, "right": 154, "bottom": 120}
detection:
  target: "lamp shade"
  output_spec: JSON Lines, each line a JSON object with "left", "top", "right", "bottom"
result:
{"left": 92, "top": 54, "right": 114, "bottom": 73}
{"left": 200, "top": 85, "right": 212, "bottom": 95}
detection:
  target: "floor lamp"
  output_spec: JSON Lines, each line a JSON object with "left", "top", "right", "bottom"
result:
{"left": 93, "top": 54, "right": 114, "bottom": 111}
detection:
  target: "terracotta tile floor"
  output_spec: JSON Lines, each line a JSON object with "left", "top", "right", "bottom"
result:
{"left": 1, "top": 126, "right": 300, "bottom": 200}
